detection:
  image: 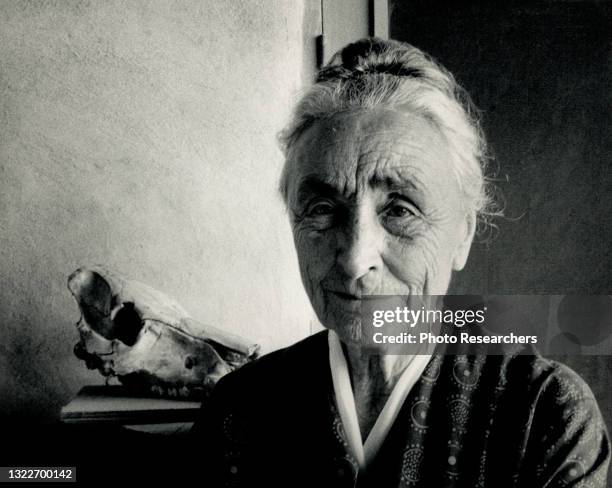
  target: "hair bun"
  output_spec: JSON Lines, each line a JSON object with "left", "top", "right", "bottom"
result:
{"left": 340, "top": 37, "right": 389, "bottom": 68}
{"left": 316, "top": 37, "right": 422, "bottom": 82}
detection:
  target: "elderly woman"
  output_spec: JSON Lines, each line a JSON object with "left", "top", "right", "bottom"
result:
{"left": 193, "top": 38, "right": 609, "bottom": 487}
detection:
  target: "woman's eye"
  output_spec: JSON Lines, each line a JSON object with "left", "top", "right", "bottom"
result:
{"left": 307, "top": 201, "right": 334, "bottom": 216}
{"left": 385, "top": 203, "right": 415, "bottom": 218}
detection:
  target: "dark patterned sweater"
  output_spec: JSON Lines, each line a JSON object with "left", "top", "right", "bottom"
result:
{"left": 192, "top": 331, "right": 610, "bottom": 487}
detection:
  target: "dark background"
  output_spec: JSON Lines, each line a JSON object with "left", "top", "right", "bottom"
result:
{"left": 391, "top": 0, "right": 611, "bottom": 441}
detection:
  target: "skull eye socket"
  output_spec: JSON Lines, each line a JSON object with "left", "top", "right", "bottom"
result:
{"left": 69, "top": 269, "right": 143, "bottom": 345}
{"left": 185, "top": 355, "right": 198, "bottom": 369}
{"left": 112, "top": 302, "right": 143, "bottom": 346}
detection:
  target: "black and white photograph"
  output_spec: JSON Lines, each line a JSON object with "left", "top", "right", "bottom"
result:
{"left": 0, "top": 0, "right": 611, "bottom": 486}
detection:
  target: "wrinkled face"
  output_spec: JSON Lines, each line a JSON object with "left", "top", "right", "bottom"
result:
{"left": 285, "top": 109, "right": 476, "bottom": 343}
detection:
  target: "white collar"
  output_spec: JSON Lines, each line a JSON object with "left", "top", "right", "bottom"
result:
{"left": 328, "top": 330, "right": 432, "bottom": 469}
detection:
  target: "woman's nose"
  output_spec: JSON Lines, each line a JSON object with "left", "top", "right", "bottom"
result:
{"left": 335, "top": 208, "right": 383, "bottom": 283}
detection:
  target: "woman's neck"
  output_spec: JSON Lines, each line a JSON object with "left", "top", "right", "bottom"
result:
{"left": 344, "top": 343, "right": 415, "bottom": 391}
{"left": 343, "top": 343, "right": 419, "bottom": 440}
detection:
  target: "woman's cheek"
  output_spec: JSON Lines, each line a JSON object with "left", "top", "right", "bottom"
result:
{"left": 385, "top": 233, "right": 443, "bottom": 293}
{"left": 293, "top": 225, "right": 334, "bottom": 288}
{"left": 416, "top": 232, "right": 457, "bottom": 294}
{"left": 294, "top": 226, "right": 325, "bottom": 263}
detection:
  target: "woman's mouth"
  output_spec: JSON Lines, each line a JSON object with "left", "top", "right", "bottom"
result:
{"left": 328, "top": 290, "right": 363, "bottom": 301}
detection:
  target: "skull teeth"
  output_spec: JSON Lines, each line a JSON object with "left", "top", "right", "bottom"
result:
{"left": 149, "top": 384, "right": 192, "bottom": 398}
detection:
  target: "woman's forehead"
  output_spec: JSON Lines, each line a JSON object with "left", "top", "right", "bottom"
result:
{"left": 289, "top": 109, "right": 457, "bottom": 198}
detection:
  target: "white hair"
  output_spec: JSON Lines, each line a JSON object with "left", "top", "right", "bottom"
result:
{"left": 279, "top": 37, "right": 499, "bottom": 233}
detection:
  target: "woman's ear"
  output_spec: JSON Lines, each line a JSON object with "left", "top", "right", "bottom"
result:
{"left": 452, "top": 211, "right": 477, "bottom": 271}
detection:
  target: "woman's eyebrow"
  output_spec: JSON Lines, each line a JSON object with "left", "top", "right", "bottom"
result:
{"left": 296, "top": 175, "right": 341, "bottom": 201}
{"left": 369, "top": 173, "right": 419, "bottom": 192}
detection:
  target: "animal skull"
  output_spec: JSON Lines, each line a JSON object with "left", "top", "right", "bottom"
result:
{"left": 68, "top": 265, "right": 259, "bottom": 398}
